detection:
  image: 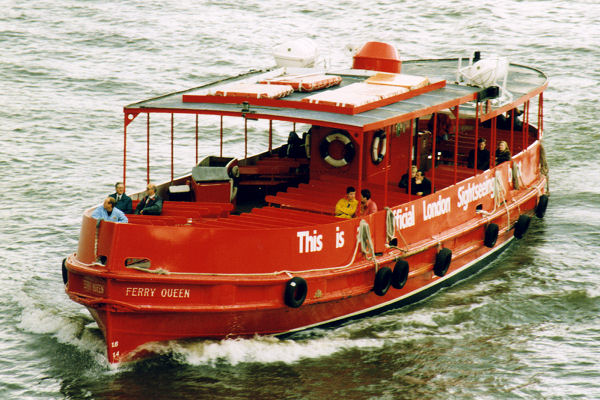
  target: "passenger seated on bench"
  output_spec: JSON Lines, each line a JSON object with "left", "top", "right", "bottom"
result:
{"left": 286, "top": 130, "right": 306, "bottom": 158}
{"left": 109, "top": 182, "right": 133, "bottom": 214}
{"left": 412, "top": 170, "right": 432, "bottom": 196}
{"left": 399, "top": 165, "right": 418, "bottom": 192}
{"left": 360, "top": 189, "right": 378, "bottom": 216}
{"left": 135, "top": 183, "right": 163, "bottom": 215}
{"left": 335, "top": 186, "right": 358, "bottom": 219}
{"left": 427, "top": 113, "right": 452, "bottom": 142}
{"left": 505, "top": 108, "right": 523, "bottom": 130}
{"left": 495, "top": 140, "right": 511, "bottom": 165}
{"left": 92, "top": 197, "right": 128, "bottom": 225}
{"left": 467, "top": 138, "right": 490, "bottom": 170}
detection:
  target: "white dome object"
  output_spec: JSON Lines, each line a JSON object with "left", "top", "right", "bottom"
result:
{"left": 273, "top": 38, "right": 319, "bottom": 68}
{"left": 460, "top": 57, "right": 508, "bottom": 88}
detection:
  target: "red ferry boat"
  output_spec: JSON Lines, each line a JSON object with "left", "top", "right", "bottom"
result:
{"left": 62, "top": 42, "right": 550, "bottom": 363}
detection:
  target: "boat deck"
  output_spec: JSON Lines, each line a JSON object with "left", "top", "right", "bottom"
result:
{"left": 125, "top": 164, "right": 480, "bottom": 229}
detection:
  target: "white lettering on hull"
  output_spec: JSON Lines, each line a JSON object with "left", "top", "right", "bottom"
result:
{"left": 456, "top": 177, "right": 495, "bottom": 211}
{"left": 423, "top": 195, "right": 451, "bottom": 221}
{"left": 297, "top": 230, "right": 323, "bottom": 253}
{"left": 335, "top": 226, "right": 345, "bottom": 248}
{"left": 392, "top": 205, "right": 416, "bottom": 230}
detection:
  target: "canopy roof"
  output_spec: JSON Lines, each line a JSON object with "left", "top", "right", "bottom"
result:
{"left": 124, "top": 59, "right": 548, "bottom": 132}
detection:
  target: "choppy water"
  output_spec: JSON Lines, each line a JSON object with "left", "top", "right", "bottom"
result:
{"left": 1, "top": 1, "right": 600, "bottom": 399}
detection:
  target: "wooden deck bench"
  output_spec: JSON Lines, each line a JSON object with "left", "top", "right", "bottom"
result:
{"left": 250, "top": 206, "right": 339, "bottom": 224}
{"left": 265, "top": 194, "right": 334, "bottom": 215}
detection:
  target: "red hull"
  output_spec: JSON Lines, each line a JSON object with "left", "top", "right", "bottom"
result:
{"left": 65, "top": 168, "right": 545, "bottom": 363}
{"left": 63, "top": 52, "right": 549, "bottom": 363}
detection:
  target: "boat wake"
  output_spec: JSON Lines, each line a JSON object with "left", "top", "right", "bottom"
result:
{"left": 135, "top": 334, "right": 386, "bottom": 367}
{"left": 16, "top": 289, "right": 107, "bottom": 364}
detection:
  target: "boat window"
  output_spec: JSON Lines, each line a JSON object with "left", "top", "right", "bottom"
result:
{"left": 125, "top": 258, "right": 151, "bottom": 269}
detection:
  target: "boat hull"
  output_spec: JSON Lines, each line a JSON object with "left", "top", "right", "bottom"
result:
{"left": 66, "top": 221, "right": 522, "bottom": 363}
{"left": 63, "top": 54, "right": 550, "bottom": 364}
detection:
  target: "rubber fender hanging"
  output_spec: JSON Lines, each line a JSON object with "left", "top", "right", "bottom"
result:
{"left": 536, "top": 194, "right": 549, "bottom": 218}
{"left": 514, "top": 214, "right": 531, "bottom": 239}
{"left": 284, "top": 277, "right": 308, "bottom": 308}
{"left": 371, "top": 129, "right": 387, "bottom": 165}
{"left": 434, "top": 248, "right": 452, "bottom": 277}
{"left": 61, "top": 258, "right": 68, "bottom": 285}
{"left": 319, "top": 130, "right": 355, "bottom": 167}
{"left": 391, "top": 259, "right": 409, "bottom": 289}
{"left": 373, "top": 266, "right": 392, "bottom": 296}
{"left": 484, "top": 223, "right": 499, "bottom": 248}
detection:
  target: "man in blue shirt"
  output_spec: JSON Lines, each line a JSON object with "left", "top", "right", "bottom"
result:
{"left": 92, "top": 197, "right": 128, "bottom": 223}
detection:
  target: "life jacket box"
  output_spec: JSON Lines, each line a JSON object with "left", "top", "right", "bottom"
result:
{"left": 365, "top": 73, "right": 430, "bottom": 90}
{"left": 191, "top": 156, "right": 238, "bottom": 203}
{"left": 259, "top": 74, "right": 342, "bottom": 92}
{"left": 302, "top": 82, "right": 408, "bottom": 108}
{"left": 168, "top": 185, "right": 192, "bottom": 202}
{"left": 192, "top": 156, "right": 238, "bottom": 182}
{"left": 209, "top": 83, "right": 294, "bottom": 99}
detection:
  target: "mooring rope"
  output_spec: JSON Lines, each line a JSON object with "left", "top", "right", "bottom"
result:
{"left": 385, "top": 207, "right": 409, "bottom": 253}
{"left": 358, "top": 219, "right": 379, "bottom": 272}
{"left": 540, "top": 143, "right": 550, "bottom": 193}
{"left": 126, "top": 226, "right": 366, "bottom": 277}
{"left": 476, "top": 171, "right": 512, "bottom": 226}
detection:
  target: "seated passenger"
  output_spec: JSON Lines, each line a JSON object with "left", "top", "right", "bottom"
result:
{"left": 109, "top": 182, "right": 133, "bottom": 214}
{"left": 399, "top": 165, "right": 418, "bottom": 192}
{"left": 495, "top": 140, "right": 511, "bottom": 165}
{"left": 92, "top": 197, "right": 128, "bottom": 224}
{"left": 335, "top": 186, "right": 358, "bottom": 219}
{"left": 467, "top": 138, "right": 490, "bottom": 170}
{"left": 286, "top": 130, "right": 305, "bottom": 158}
{"left": 427, "top": 113, "right": 452, "bottom": 142}
{"left": 506, "top": 108, "right": 523, "bottom": 131}
{"left": 135, "top": 183, "right": 163, "bottom": 215}
{"left": 412, "top": 170, "right": 432, "bottom": 196}
{"left": 360, "top": 189, "right": 378, "bottom": 216}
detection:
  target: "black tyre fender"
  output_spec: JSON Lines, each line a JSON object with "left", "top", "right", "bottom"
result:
{"left": 373, "top": 266, "right": 392, "bottom": 296}
{"left": 484, "top": 223, "right": 499, "bottom": 248}
{"left": 514, "top": 214, "right": 531, "bottom": 239}
{"left": 284, "top": 277, "right": 308, "bottom": 308}
{"left": 536, "top": 194, "right": 549, "bottom": 218}
{"left": 61, "top": 258, "right": 68, "bottom": 285}
{"left": 433, "top": 248, "right": 452, "bottom": 277}
{"left": 391, "top": 259, "right": 409, "bottom": 289}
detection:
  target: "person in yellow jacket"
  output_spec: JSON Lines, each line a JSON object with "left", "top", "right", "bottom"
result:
{"left": 335, "top": 186, "right": 358, "bottom": 219}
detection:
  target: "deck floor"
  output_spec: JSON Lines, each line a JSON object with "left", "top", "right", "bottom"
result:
{"left": 125, "top": 164, "right": 481, "bottom": 229}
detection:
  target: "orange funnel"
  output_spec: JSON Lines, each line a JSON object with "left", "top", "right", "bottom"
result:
{"left": 352, "top": 42, "right": 401, "bottom": 73}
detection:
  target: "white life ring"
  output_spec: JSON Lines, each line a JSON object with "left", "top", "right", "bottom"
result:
{"left": 319, "top": 130, "right": 355, "bottom": 167}
{"left": 371, "top": 130, "right": 387, "bottom": 165}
